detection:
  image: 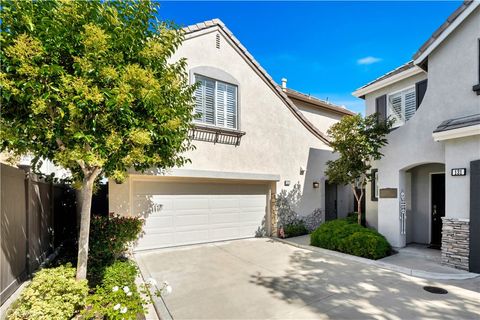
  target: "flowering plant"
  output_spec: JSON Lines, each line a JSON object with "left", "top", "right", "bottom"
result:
{"left": 82, "top": 260, "right": 146, "bottom": 319}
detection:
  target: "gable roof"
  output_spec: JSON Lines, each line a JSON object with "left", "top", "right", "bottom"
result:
{"left": 285, "top": 88, "right": 356, "bottom": 116}
{"left": 352, "top": 61, "right": 424, "bottom": 98}
{"left": 414, "top": 0, "right": 479, "bottom": 65}
{"left": 353, "top": 0, "right": 479, "bottom": 99}
{"left": 183, "top": 19, "right": 331, "bottom": 144}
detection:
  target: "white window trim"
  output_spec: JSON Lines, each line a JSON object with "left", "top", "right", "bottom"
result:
{"left": 194, "top": 74, "right": 239, "bottom": 130}
{"left": 374, "top": 171, "right": 379, "bottom": 199}
{"left": 387, "top": 85, "right": 415, "bottom": 128}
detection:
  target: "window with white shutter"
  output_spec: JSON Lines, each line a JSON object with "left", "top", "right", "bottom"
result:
{"left": 387, "top": 86, "right": 416, "bottom": 128}
{"left": 194, "top": 75, "right": 238, "bottom": 129}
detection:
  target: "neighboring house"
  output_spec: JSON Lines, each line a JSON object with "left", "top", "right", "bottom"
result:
{"left": 353, "top": 1, "right": 480, "bottom": 272}
{"left": 109, "top": 19, "right": 355, "bottom": 250}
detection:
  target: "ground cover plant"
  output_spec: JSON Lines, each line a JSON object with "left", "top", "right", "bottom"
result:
{"left": 310, "top": 216, "right": 391, "bottom": 260}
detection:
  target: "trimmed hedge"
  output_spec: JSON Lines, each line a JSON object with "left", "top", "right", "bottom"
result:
{"left": 310, "top": 219, "right": 390, "bottom": 260}
{"left": 283, "top": 220, "right": 309, "bottom": 238}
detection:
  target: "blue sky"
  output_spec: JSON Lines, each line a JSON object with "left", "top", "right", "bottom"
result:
{"left": 158, "top": 1, "right": 461, "bottom": 113}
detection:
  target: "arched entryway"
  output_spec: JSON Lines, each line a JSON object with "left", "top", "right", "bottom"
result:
{"left": 403, "top": 163, "right": 445, "bottom": 248}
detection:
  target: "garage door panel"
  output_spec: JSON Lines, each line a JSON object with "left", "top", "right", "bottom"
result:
{"left": 209, "top": 197, "right": 240, "bottom": 209}
{"left": 238, "top": 211, "right": 265, "bottom": 223}
{"left": 209, "top": 212, "right": 239, "bottom": 224}
{"left": 143, "top": 216, "right": 174, "bottom": 228}
{"left": 239, "top": 196, "right": 266, "bottom": 207}
{"left": 137, "top": 233, "right": 175, "bottom": 249}
{"left": 174, "top": 214, "right": 209, "bottom": 227}
{"left": 174, "top": 229, "right": 209, "bottom": 244}
{"left": 134, "top": 181, "right": 268, "bottom": 250}
{"left": 238, "top": 225, "right": 261, "bottom": 238}
{"left": 173, "top": 198, "right": 210, "bottom": 210}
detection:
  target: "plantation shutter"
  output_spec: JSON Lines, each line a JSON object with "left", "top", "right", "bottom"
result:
{"left": 404, "top": 88, "right": 416, "bottom": 121}
{"left": 388, "top": 92, "right": 404, "bottom": 126}
{"left": 415, "top": 79, "right": 428, "bottom": 110}
{"left": 194, "top": 74, "right": 237, "bottom": 129}
{"left": 194, "top": 76, "right": 215, "bottom": 125}
{"left": 226, "top": 84, "right": 237, "bottom": 129}
{"left": 375, "top": 95, "right": 387, "bottom": 124}
{"left": 216, "top": 82, "right": 226, "bottom": 127}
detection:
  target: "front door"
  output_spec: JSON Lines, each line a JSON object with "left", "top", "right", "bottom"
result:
{"left": 430, "top": 173, "right": 445, "bottom": 248}
{"left": 325, "top": 181, "right": 337, "bottom": 221}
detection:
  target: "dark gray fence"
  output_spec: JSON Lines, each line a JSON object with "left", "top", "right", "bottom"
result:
{"left": 0, "top": 164, "right": 77, "bottom": 305}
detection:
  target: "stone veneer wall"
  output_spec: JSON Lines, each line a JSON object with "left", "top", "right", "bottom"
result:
{"left": 441, "top": 218, "right": 470, "bottom": 270}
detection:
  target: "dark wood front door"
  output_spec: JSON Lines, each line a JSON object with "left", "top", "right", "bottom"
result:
{"left": 325, "top": 181, "right": 337, "bottom": 221}
{"left": 431, "top": 173, "right": 445, "bottom": 248}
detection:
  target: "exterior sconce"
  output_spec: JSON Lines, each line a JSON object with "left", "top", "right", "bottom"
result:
{"left": 313, "top": 181, "right": 320, "bottom": 189}
{"left": 284, "top": 180, "right": 291, "bottom": 186}
{"left": 300, "top": 166, "right": 305, "bottom": 175}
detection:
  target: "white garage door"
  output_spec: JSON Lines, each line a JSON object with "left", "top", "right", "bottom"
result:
{"left": 132, "top": 180, "right": 269, "bottom": 251}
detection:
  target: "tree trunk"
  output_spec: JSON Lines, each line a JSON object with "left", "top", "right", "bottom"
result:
{"left": 357, "top": 188, "right": 364, "bottom": 225}
{"left": 351, "top": 184, "right": 364, "bottom": 225}
{"left": 75, "top": 172, "right": 97, "bottom": 281}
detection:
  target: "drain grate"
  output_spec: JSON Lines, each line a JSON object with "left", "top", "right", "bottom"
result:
{"left": 423, "top": 286, "right": 448, "bottom": 294}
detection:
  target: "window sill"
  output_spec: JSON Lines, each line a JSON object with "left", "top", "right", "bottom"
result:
{"left": 473, "top": 84, "right": 480, "bottom": 95}
{"left": 189, "top": 124, "right": 245, "bottom": 146}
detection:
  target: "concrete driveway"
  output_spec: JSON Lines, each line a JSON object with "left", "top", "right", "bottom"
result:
{"left": 135, "top": 238, "right": 480, "bottom": 319}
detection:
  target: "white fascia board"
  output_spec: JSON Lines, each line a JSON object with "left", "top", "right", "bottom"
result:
{"left": 352, "top": 67, "right": 425, "bottom": 98}
{"left": 414, "top": 1, "right": 480, "bottom": 65}
{"left": 129, "top": 168, "right": 281, "bottom": 182}
{"left": 432, "top": 124, "right": 480, "bottom": 141}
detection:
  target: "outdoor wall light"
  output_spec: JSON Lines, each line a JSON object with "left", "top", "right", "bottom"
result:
{"left": 313, "top": 181, "right": 320, "bottom": 189}
{"left": 300, "top": 166, "right": 305, "bottom": 175}
{"left": 284, "top": 180, "right": 291, "bottom": 186}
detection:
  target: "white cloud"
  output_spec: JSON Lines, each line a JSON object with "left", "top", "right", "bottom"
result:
{"left": 357, "top": 56, "right": 382, "bottom": 65}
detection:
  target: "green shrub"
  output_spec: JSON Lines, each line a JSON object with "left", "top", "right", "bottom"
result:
{"left": 82, "top": 260, "right": 146, "bottom": 319}
{"left": 283, "top": 220, "right": 309, "bottom": 238}
{"left": 344, "top": 212, "right": 358, "bottom": 224}
{"left": 88, "top": 215, "right": 143, "bottom": 286}
{"left": 8, "top": 264, "right": 88, "bottom": 320}
{"left": 310, "top": 219, "right": 390, "bottom": 259}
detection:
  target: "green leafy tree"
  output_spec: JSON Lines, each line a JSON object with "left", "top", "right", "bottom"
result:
{"left": 1, "top": 0, "right": 196, "bottom": 280}
{"left": 325, "top": 114, "right": 394, "bottom": 225}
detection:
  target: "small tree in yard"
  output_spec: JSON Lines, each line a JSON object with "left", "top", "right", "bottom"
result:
{"left": 325, "top": 114, "right": 394, "bottom": 225}
{"left": 1, "top": 0, "right": 196, "bottom": 280}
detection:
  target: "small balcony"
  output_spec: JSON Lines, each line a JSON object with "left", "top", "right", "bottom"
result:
{"left": 189, "top": 124, "right": 246, "bottom": 146}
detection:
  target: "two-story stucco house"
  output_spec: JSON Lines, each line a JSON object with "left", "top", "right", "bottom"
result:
{"left": 109, "top": 19, "right": 355, "bottom": 250}
{"left": 353, "top": 0, "right": 480, "bottom": 272}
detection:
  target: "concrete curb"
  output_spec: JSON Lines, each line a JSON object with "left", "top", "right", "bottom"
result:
{"left": 134, "top": 254, "right": 173, "bottom": 320}
{"left": 272, "top": 237, "right": 479, "bottom": 280}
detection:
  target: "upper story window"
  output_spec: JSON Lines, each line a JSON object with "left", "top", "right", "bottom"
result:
{"left": 194, "top": 74, "right": 238, "bottom": 130}
{"left": 474, "top": 38, "right": 480, "bottom": 95}
{"left": 387, "top": 86, "right": 416, "bottom": 128}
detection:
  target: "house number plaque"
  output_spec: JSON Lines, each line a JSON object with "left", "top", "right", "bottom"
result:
{"left": 451, "top": 168, "right": 466, "bottom": 176}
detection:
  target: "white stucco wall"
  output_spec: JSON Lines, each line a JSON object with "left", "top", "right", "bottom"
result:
{"left": 363, "top": 7, "right": 480, "bottom": 247}
{"left": 445, "top": 136, "right": 480, "bottom": 219}
{"left": 109, "top": 26, "right": 354, "bottom": 219}
{"left": 291, "top": 99, "right": 345, "bottom": 133}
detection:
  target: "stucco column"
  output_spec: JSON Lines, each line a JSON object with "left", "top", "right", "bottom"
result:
{"left": 377, "top": 169, "right": 406, "bottom": 248}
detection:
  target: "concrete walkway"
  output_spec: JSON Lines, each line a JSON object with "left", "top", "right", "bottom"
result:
{"left": 135, "top": 238, "right": 480, "bottom": 319}
{"left": 282, "top": 235, "right": 478, "bottom": 280}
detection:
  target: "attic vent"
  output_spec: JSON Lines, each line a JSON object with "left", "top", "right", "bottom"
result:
{"left": 215, "top": 34, "right": 220, "bottom": 49}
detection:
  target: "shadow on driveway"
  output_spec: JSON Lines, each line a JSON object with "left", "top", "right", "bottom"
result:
{"left": 136, "top": 238, "right": 480, "bottom": 319}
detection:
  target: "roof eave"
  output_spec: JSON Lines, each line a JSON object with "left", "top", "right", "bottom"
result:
{"left": 413, "top": 1, "right": 479, "bottom": 65}
{"left": 182, "top": 19, "right": 331, "bottom": 145}
{"left": 286, "top": 92, "right": 356, "bottom": 116}
{"left": 352, "top": 66, "right": 424, "bottom": 98}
